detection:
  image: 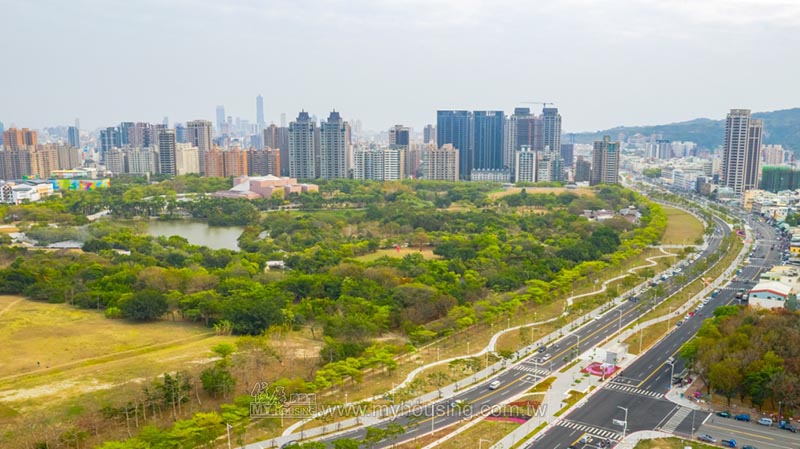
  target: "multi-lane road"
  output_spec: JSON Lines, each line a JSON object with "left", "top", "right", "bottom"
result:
{"left": 267, "top": 207, "right": 734, "bottom": 448}
{"left": 531, "top": 217, "right": 790, "bottom": 449}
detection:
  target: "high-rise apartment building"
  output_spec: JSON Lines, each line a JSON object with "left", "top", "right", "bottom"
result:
{"left": 264, "top": 124, "right": 290, "bottom": 176}
{"left": 56, "top": 144, "right": 81, "bottom": 170}
{"left": 0, "top": 121, "right": 4, "bottom": 146}
{"left": 99, "top": 127, "right": 121, "bottom": 161}
{"left": 762, "top": 144, "right": 785, "bottom": 166}
{"left": 175, "top": 143, "right": 200, "bottom": 175}
{"left": 0, "top": 149, "right": 32, "bottom": 180}
{"left": 353, "top": 147, "right": 405, "bottom": 181}
{"left": 30, "top": 145, "right": 58, "bottom": 178}
{"left": 186, "top": 120, "right": 213, "bottom": 174}
{"left": 247, "top": 148, "right": 281, "bottom": 176}
{"left": 722, "top": 109, "right": 763, "bottom": 194}
{"left": 575, "top": 156, "right": 591, "bottom": 183}
{"left": 503, "top": 114, "right": 517, "bottom": 172}
{"left": 515, "top": 146, "right": 537, "bottom": 183}
{"left": 158, "top": 129, "right": 177, "bottom": 175}
{"left": 106, "top": 148, "right": 126, "bottom": 175}
{"left": 256, "top": 95, "right": 265, "bottom": 130}
{"left": 127, "top": 147, "right": 160, "bottom": 175}
{"left": 319, "top": 111, "right": 350, "bottom": 179}
{"left": 541, "top": 108, "right": 561, "bottom": 153}
{"left": 436, "top": 111, "right": 471, "bottom": 179}
{"left": 422, "top": 144, "right": 459, "bottom": 181}
{"left": 472, "top": 111, "right": 504, "bottom": 172}
{"left": 590, "top": 136, "right": 620, "bottom": 185}
{"left": 560, "top": 143, "right": 574, "bottom": 167}
{"left": 2, "top": 128, "right": 37, "bottom": 151}
{"left": 389, "top": 125, "right": 411, "bottom": 147}
{"left": 289, "top": 111, "right": 318, "bottom": 179}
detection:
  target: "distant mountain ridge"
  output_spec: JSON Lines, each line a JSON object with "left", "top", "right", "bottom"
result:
{"left": 568, "top": 108, "right": 800, "bottom": 153}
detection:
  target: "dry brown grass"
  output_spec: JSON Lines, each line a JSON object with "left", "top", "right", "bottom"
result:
{"left": 488, "top": 186, "right": 596, "bottom": 199}
{"left": 661, "top": 206, "right": 704, "bottom": 245}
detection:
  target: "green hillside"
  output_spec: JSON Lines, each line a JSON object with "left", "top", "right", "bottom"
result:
{"left": 568, "top": 108, "right": 800, "bottom": 153}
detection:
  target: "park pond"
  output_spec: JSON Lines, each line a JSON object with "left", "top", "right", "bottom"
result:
{"left": 145, "top": 220, "right": 244, "bottom": 251}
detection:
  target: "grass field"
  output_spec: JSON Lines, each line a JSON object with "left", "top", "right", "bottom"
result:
{"left": 0, "top": 295, "right": 323, "bottom": 420}
{"left": 634, "top": 437, "right": 717, "bottom": 449}
{"left": 488, "top": 186, "right": 596, "bottom": 200}
{"left": 437, "top": 419, "right": 521, "bottom": 449}
{"left": 354, "top": 246, "right": 439, "bottom": 261}
{"left": 661, "top": 206, "right": 704, "bottom": 245}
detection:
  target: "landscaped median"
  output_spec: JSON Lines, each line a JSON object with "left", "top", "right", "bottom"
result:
{"left": 623, "top": 233, "right": 744, "bottom": 355}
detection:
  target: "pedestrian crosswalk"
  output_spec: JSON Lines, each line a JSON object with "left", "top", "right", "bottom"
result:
{"left": 660, "top": 406, "right": 691, "bottom": 433}
{"left": 604, "top": 382, "right": 664, "bottom": 399}
{"left": 557, "top": 420, "right": 621, "bottom": 441}
{"left": 513, "top": 364, "right": 550, "bottom": 376}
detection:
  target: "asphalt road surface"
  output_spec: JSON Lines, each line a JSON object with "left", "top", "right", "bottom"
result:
{"left": 531, "top": 217, "right": 786, "bottom": 449}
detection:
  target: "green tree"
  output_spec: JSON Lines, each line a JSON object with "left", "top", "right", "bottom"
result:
{"left": 118, "top": 288, "right": 168, "bottom": 321}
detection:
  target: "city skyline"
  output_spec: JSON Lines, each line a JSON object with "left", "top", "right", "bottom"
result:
{"left": 2, "top": 1, "right": 799, "bottom": 132}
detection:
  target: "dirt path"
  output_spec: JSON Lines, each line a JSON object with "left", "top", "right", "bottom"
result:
{"left": 0, "top": 298, "right": 23, "bottom": 318}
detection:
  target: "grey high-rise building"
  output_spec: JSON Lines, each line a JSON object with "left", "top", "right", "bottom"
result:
{"left": 288, "top": 111, "right": 318, "bottom": 179}
{"left": 68, "top": 126, "right": 80, "bottom": 148}
{"left": 560, "top": 143, "right": 574, "bottom": 167}
{"left": 472, "top": 111, "right": 505, "bottom": 171}
{"left": 575, "top": 156, "right": 591, "bottom": 182}
{"left": 513, "top": 107, "right": 536, "bottom": 151}
{"left": 158, "top": 128, "right": 177, "bottom": 175}
{"left": 99, "top": 127, "right": 121, "bottom": 161}
{"left": 389, "top": 125, "right": 410, "bottom": 147}
{"left": 320, "top": 111, "right": 350, "bottom": 179}
{"left": 215, "top": 105, "right": 226, "bottom": 134}
{"left": 437, "top": 110, "right": 472, "bottom": 179}
{"left": 590, "top": 136, "right": 620, "bottom": 186}
{"left": 256, "top": 95, "right": 265, "bottom": 130}
{"left": 423, "top": 124, "right": 435, "bottom": 145}
{"left": 541, "top": 108, "right": 561, "bottom": 153}
{"left": 0, "top": 121, "right": 4, "bottom": 146}
{"left": 264, "top": 124, "right": 290, "bottom": 176}
{"left": 187, "top": 120, "right": 213, "bottom": 174}
{"left": 722, "top": 109, "right": 763, "bottom": 194}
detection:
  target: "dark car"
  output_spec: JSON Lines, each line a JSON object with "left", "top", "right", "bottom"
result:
{"left": 717, "top": 411, "right": 732, "bottom": 418}
{"left": 698, "top": 434, "right": 716, "bottom": 443}
{"left": 735, "top": 414, "right": 751, "bottom": 422}
{"left": 742, "top": 445, "right": 757, "bottom": 449}
{"left": 538, "top": 345, "right": 547, "bottom": 353}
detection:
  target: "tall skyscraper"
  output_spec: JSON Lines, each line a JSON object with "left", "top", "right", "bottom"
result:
{"left": 436, "top": 110, "right": 471, "bottom": 179}
{"left": 423, "top": 125, "right": 435, "bottom": 145}
{"left": 288, "top": 111, "right": 317, "bottom": 179}
{"left": 216, "top": 105, "right": 226, "bottom": 134}
{"left": 256, "top": 95, "right": 265, "bottom": 130}
{"left": 0, "top": 121, "right": 4, "bottom": 146}
{"left": 99, "top": 127, "right": 120, "bottom": 161}
{"left": 590, "top": 136, "right": 620, "bottom": 186}
{"left": 515, "top": 146, "right": 537, "bottom": 183}
{"left": 560, "top": 143, "right": 574, "bottom": 167}
{"left": 247, "top": 148, "right": 281, "bottom": 176}
{"left": 68, "top": 126, "right": 80, "bottom": 148}
{"left": 186, "top": 120, "right": 213, "bottom": 174}
{"left": 158, "top": 129, "right": 177, "bottom": 175}
{"left": 389, "top": 125, "right": 411, "bottom": 147}
{"left": 503, "top": 114, "right": 517, "bottom": 172}
{"left": 575, "top": 156, "right": 591, "bottom": 182}
{"left": 2, "top": 128, "right": 30, "bottom": 150}
{"left": 319, "top": 111, "right": 350, "bottom": 179}
{"left": 722, "top": 109, "right": 763, "bottom": 194}
{"left": 541, "top": 108, "right": 561, "bottom": 153}
{"left": 472, "top": 111, "right": 504, "bottom": 172}
{"left": 175, "top": 124, "right": 188, "bottom": 143}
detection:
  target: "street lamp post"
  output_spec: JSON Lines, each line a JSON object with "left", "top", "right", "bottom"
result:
{"left": 668, "top": 360, "right": 675, "bottom": 391}
{"left": 618, "top": 406, "right": 629, "bottom": 439}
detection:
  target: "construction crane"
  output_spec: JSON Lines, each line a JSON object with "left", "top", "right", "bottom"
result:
{"left": 521, "top": 101, "right": 555, "bottom": 108}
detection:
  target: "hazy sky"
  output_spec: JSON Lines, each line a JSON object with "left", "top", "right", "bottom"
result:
{"left": 2, "top": 0, "right": 799, "bottom": 133}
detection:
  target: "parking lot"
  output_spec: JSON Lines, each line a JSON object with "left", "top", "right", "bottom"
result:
{"left": 695, "top": 415, "right": 800, "bottom": 449}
